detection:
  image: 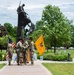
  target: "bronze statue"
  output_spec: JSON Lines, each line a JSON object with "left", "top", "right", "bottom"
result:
{"left": 17, "top": 3, "right": 35, "bottom": 42}
{"left": 17, "top": 3, "right": 31, "bottom": 42}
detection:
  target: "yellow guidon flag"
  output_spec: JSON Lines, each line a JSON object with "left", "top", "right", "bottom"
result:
{"left": 35, "top": 35, "right": 45, "bottom": 55}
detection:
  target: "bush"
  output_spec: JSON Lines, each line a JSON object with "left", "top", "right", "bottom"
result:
{"left": 43, "top": 54, "right": 54, "bottom": 60}
{"left": 52, "top": 54, "right": 68, "bottom": 61}
{"left": 37, "top": 53, "right": 72, "bottom": 61}
{"left": 0, "top": 52, "right": 6, "bottom": 61}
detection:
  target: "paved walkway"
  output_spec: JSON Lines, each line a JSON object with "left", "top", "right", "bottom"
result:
{"left": 0, "top": 60, "right": 52, "bottom": 75}
{"left": 0, "top": 59, "right": 74, "bottom": 75}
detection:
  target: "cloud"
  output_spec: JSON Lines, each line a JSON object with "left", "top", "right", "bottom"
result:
{"left": 0, "top": 0, "right": 74, "bottom": 26}
{"left": 63, "top": 12, "right": 74, "bottom": 19}
{"left": 0, "top": 3, "right": 44, "bottom": 25}
{"left": 58, "top": 3, "right": 74, "bottom": 11}
{"left": 0, "top": 3, "right": 46, "bottom": 11}
{"left": 54, "top": 3, "right": 74, "bottom": 22}
{"left": 24, "top": 4, "right": 46, "bottom": 10}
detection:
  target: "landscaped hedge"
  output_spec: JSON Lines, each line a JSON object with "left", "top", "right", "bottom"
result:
{"left": 37, "top": 53, "right": 72, "bottom": 61}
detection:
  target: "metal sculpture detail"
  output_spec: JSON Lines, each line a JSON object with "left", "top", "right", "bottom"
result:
{"left": 17, "top": 3, "right": 35, "bottom": 42}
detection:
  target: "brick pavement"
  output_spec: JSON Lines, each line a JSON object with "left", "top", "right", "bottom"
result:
{"left": 0, "top": 60, "right": 52, "bottom": 75}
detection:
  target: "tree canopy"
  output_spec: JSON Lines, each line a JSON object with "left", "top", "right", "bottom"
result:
{"left": 34, "top": 4, "right": 73, "bottom": 53}
{"left": 4, "top": 22, "right": 17, "bottom": 38}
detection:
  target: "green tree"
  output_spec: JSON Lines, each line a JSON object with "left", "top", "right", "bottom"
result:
{"left": 0, "top": 36, "right": 8, "bottom": 48}
{"left": 4, "top": 23, "right": 14, "bottom": 36}
{"left": 0, "top": 35, "right": 16, "bottom": 51}
{"left": 70, "top": 25, "right": 74, "bottom": 47}
{"left": 28, "top": 29, "right": 43, "bottom": 42}
{"left": 4, "top": 23, "right": 17, "bottom": 38}
{"left": 13, "top": 26, "right": 17, "bottom": 38}
{"left": 35, "top": 4, "right": 72, "bottom": 53}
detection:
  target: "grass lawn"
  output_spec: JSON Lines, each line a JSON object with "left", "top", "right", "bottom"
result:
{"left": 42, "top": 63, "right": 74, "bottom": 75}
{"left": 0, "top": 64, "right": 6, "bottom": 69}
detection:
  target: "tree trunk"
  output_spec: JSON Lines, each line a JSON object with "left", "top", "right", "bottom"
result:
{"left": 54, "top": 37, "right": 56, "bottom": 53}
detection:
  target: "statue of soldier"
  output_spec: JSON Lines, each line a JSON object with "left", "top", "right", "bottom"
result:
{"left": 22, "top": 37, "right": 29, "bottom": 64}
{"left": 29, "top": 37, "right": 34, "bottom": 65}
{"left": 17, "top": 3, "right": 30, "bottom": 42}
{"left": 7, "top": 40, "right": 14, "bottom": 65}
{"left": 16, "top": 38, "right": 24, "bottom": 65}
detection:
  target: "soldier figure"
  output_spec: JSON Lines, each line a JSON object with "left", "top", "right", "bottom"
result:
{"left": 22, "top": 37, "right": 29, "bottom": 64}
{"left": 29, "top": 37, "right": 34, "bottom": 65}
{"left": 16, "top": 38, "right": 23, "bottom": 65}
{"left": 7, "top": 41, "right": 14, "bottom": 65}
{"left": 17, "top": 3, "right": 31, "bottom": 42}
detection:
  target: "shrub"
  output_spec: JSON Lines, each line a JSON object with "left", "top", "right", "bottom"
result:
{"left": 37, "top": 53, "right": 72, "bottom": 61}
{"left": 43, "top": 54, "right": 54, "bottom": 60}
{"left": 0, "top": 52, "right": 6, "bottom": 61}
{"left": 52, "top": 54, "right": 68, "bottom": 61}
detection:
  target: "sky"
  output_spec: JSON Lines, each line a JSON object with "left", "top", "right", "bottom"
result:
{"left": 0, "top": 0, "right": 74, "bottom": 26}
